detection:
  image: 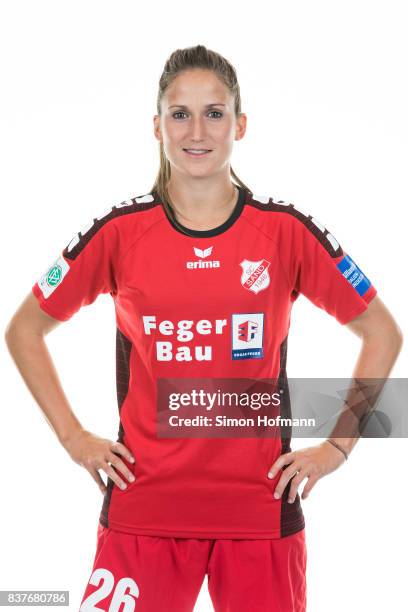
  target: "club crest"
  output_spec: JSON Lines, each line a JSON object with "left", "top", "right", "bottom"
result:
{"left": 240, "top": 259, "right": 271, "bottom": 294}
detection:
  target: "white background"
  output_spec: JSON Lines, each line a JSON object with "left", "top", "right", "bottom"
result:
{"left": 1, "top": 1, "right": 407, "bottom": 610}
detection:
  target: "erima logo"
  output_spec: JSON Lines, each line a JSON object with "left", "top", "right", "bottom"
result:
{"left": 186, "top": 246, "right": 220, "bottom": 269}
{"left": 194, "top": 246, "right": 213, "bottom": 258}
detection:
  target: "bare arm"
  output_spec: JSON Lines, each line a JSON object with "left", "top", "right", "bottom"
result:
{"left": 327, "top": 294, "right": 404, "bottom": 455}
{"left": 5, "top": 292, "right": 83, "bottom": 443}
{"left": 268, "top": 295, "right": 403, "bottom": 502}
{"left": 4, "top": 292, "right": 136, "bottom": 494}
{"left": 345, "top": 295, "right": 403, "bottom": 374}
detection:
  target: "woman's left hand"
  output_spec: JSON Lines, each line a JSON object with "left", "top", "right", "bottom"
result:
{"left": 267, "top": 441, "right": 347, "bottom": 503}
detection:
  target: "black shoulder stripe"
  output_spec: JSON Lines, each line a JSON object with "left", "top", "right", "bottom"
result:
{"left": 248, "top": 194, "right": 343, "bottom": 258}
{"left": 63, "top": 193, "right": 160, "bottom": 260}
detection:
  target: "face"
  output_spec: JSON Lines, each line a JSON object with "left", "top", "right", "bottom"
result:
{"left": 153, "top": 69, "right": 246, "bottom": 179}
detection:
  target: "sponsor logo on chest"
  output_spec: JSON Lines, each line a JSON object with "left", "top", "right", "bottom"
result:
{"left": 142, "top": 313, "right": 265, "bottom": 362}
{"left": 231, "top": 312, "right": 265, "bottom": 360}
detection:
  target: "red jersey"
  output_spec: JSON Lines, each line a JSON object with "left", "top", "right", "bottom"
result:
{"left": 31, "top": 186, "right": 377, "bottom": 539}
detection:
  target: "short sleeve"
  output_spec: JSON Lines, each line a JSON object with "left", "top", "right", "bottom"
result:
{"left": 290, "top": 213, "right": 377, "bottom": 325}
{"left": 31, "top": 213, "right": 119, "bottom": 322}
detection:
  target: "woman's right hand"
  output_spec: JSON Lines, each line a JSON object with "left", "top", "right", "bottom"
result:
{"left": 63, "top": 428, "right": 136, "bottom": 494}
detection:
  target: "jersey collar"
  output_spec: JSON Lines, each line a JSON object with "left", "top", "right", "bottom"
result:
{"left": 154, "top": 185, "right": 248, "bottom": 238}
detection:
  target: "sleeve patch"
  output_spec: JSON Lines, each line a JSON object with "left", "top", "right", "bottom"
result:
{"left": 37, "top": 255, "right": 70, "bottom": 298}
{"left": 336, "top": 254, "right": 371, "bottom": 296}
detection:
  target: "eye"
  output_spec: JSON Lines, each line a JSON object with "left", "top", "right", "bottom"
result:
{"left": 171, "top": 110, "right": 223, "bottom": 120}
{"left": 208, "top": 110, "right": 223, "bottom": 119}
{"left": 172, "top": 111, "right": 187, "bottom": 119}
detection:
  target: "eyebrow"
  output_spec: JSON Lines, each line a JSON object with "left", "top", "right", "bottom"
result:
{"left": 168, "top": 103, "right": 226, "bottom": 109}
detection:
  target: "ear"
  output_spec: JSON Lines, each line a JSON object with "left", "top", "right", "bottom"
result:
{"left": 153, "top": 115, "right": 162, "bottom": 142}
{"left": 235, "top": 112, "right": 247, "bottom": 141}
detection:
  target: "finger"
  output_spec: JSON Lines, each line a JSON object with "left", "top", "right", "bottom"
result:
{"left": 103, "top": 462, "right": 128, "bottom": 490}
{"left": 273, "top": 464, "right": 301, "bottom": 499}
{"left": 89, "top": 468, "right": 107, "bottom": 494}
{"left": 301, "top": 475, "right": 319, "bottom": 499}
{"left": 110, "top": 441, "right": 135, "bottom": 463}
{"left": 268, "top": 451, "right": 296, "bottom": 478}
{"left": 107, "top": 453, "right": 135, "bottom": 483}
{"left": 288, "top": 470, "right": 308, "bottom": 503}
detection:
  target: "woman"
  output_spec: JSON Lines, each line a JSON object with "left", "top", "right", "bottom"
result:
{"left": 5, "top": 45, "right": 402, "bottom": 612}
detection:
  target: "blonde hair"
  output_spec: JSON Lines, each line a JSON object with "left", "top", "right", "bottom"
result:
{"left": 150, "top": 44, "right": 252, "bottom": 228}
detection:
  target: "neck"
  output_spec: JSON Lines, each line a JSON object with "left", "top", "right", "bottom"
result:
{"left": 166, "top": 180, "right": 239, "bottom": 229}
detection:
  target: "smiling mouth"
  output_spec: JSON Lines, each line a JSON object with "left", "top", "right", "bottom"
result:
{"left": 183, "top": 148, "right": 212, "bottom": 157}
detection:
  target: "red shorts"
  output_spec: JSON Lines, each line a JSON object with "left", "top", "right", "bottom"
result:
{"left": 79, "top": 523, "right": 307, "bottom": 611}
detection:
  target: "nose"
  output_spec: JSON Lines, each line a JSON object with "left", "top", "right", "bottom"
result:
{"left": 189, "top": 116, "right": 206, "bottom": 141}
